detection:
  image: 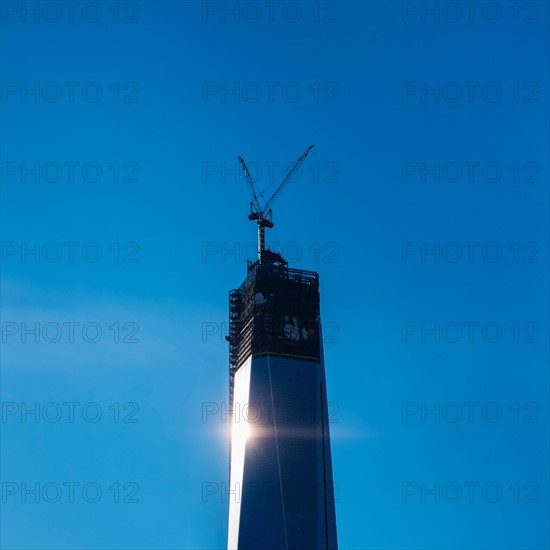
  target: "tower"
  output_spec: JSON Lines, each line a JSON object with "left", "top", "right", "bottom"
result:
{"left": 226, "top": 147, "right": 338, "bottom": 550}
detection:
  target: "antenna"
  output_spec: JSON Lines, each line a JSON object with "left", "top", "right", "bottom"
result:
{"left": 238, "top": 145, "right": 315, "bottom": 263}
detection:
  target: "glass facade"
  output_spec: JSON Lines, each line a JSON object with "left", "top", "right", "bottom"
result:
{"left": 227, "top": 256, "right": 338, "bottom": 549}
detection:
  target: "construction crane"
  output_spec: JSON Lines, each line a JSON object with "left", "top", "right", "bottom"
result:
{"left": 238, "top": 144, "right": 315, "bottom": 263}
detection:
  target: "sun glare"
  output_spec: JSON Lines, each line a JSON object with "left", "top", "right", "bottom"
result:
{"left": 232, "top": 418, "right": 250, "bottom": 442}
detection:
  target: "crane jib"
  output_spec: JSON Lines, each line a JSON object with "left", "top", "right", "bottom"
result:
{"left": 238, "top": 144, "right": 315, "bottom": 261}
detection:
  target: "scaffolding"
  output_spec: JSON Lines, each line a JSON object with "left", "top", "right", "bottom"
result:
{"left": 227, "top": 251, "right": 321, "bottom": 408}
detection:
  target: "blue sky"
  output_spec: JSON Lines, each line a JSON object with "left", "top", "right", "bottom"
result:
{"left": 1, "top": 1, "right": 548, "bottom": 549}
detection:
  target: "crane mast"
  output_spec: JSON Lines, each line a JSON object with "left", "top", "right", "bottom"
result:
{"left": 238, "top": 145, "right": 315, "bottom": 264}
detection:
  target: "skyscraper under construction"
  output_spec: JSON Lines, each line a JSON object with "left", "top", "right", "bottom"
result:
{"left": 226, "top": 146, "right": 338, "bottom": 549}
